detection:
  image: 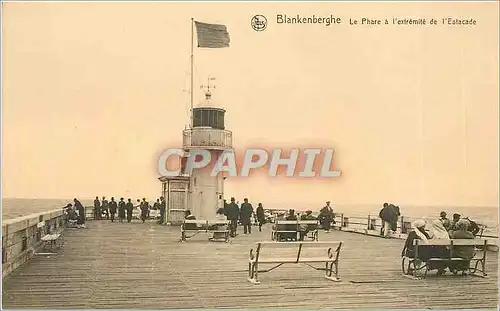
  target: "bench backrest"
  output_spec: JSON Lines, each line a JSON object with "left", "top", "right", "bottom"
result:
{"left": 275, "top": 220, "right": 319, "bottom": 230}
{"left": 183, "top": 219, "right": 229, "bottom": 229}
{"left": 207, "top": 220, "right": 229, "bottom": 226}
{"left": 298, "top": 220, "right": 319, "bottom": 230}
{"left": 413, "top": 239, "right": 489, "bottom": 246}
{"left": 183, "top": 219, "right": 208, "bottom": 225}
{"left": 251, "top": 241, "right": 342, "bottom": 263}
{"left": 274, "top": 220, "right": 299, "bottom": 230}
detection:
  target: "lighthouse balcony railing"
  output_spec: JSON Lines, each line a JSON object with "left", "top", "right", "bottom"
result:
{"left": 183, "top": 128, "right": 233, "bottom": 150}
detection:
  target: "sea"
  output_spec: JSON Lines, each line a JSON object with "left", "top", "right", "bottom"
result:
{"left": 2, "top": 198, "right": 498, "bottom": 229}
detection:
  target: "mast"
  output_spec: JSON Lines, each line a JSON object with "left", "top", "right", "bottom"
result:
{"left": 190, "top": 18, "right": 194, "bottom": 128}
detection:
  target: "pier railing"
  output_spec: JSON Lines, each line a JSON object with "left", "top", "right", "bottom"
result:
{"left": 2, "top": 209, "right": 66, "bottom": 279}
{"left": 2, "top": 206, "right": 498, "bottom": 279}
{"left": 182, "top": 127, "right": 233, "bottom": 150}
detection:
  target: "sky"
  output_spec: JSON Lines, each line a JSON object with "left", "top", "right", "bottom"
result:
{"left": 2, "top": 2, "right": 499, "bottom": 208}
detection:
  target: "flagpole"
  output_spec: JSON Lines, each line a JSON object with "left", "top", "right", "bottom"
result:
{"left": 190, "top": 18, "right": 194, "bottom": 129}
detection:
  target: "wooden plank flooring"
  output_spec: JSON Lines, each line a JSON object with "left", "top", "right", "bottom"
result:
{"left": 2, "top": 220, "right": 498, "bottom": 309}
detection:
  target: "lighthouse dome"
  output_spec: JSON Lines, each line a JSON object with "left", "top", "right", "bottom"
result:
{"left": 196, "top": 91, "right": 216, "bottom": 108}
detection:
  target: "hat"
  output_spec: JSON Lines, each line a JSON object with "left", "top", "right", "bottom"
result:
{"left": 412, "top": 219, "right": 426, "bottom": 229}
{"left": 457, "top": 219, "right": 470, "bottom": 229}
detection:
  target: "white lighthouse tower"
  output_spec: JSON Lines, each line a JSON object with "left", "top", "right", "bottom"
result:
{"left": 159, "top": 78, "right": 233, "bottom": 223}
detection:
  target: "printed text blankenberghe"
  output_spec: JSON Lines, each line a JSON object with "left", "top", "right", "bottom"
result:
{"left": 277, "top": 14, "right": 342, "bottom": 26}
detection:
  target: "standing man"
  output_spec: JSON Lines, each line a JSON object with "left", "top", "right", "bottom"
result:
{"left": 319, "top": 201, "right": 333, "bottom": 233}
{"left": 256, "top": 203, "right": 266, "bottom": 232}
{"left": 158, "top": 196, "right": 166, "bottom": 224}
{"left": 139, "top": 199, "right": 148, "bottom": 223}
{"left": 138, "top": 198, "right": 149, "bottom": 223}
{"left": 379, "top": 203, "right": 391, "bottom": 237}
{"left": 73, "top": 198, "right": 86, "bottom": 228}
{"left": 126, "top": 199, "right": 135, "bottom": 223}
{"left": 109, "top": 197, "right": 117, "bottom": 222}
{"left": 101, "top": 196, "right": 109, "bottom": 220}
{"left": 240, "top": 198, "right": 254, "bottom": 234}
{"left": 226, "top": 197, "right": 240, "bottom": 237}
{"left": 93, "top": 196, "right": 101, "bottom": 220}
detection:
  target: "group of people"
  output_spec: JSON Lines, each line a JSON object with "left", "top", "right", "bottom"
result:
{"left": 222, "top": 197, "right": 266, "bottom": 236}
{"left": 379, "top": 203, "right": 401, "bottom": 237}
{"left": 402, "top": 211, "right": 482, "bottom": 276}
{"left": 63, "top": 198, "right": 86, "bottom": 228}
{"left": 63, "top": 196, "right": 167, "bottom": 226}
{"left": 92, "top": 196, "right": 167, "bottom": 224}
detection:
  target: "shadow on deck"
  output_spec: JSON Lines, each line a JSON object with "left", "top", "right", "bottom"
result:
{"left": 2, "top": 220, "right": 498, "bottom": 309}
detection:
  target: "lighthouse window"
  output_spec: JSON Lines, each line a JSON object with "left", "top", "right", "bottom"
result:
{"left": 202, "top": 111, "right": 210, "bottom": 126}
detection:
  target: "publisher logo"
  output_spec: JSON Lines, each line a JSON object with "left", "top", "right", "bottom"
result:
{"left": 251, "top": 15, "right": 267, "bottom": 31}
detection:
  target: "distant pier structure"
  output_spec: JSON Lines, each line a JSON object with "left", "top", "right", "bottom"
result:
{"left": 159, "top": 79, "right": 233, "bottom": 224}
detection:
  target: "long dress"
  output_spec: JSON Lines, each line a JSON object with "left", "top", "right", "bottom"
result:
{"left": 118, "top": 202, "right": 126, "bottom": 220}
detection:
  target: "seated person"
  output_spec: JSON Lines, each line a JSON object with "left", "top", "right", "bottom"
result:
{"left": 284, "top": 209, "right": 298, "bottom": 241}
{"left": 428, "top": 219, "right": 451, "bottom": 275}
{"left": 449, "top": 219, "right": 475, "bottom": 273}
{"left": 210, "top": 208, "right": 228, "bottom": 241}
{"left": 448, "top": 213, "right": 461, "bottom": 236}
{"left": 183, "top": 210, "right": 198, "bottom": 230}
{"left": 299, "top": 210, "right": 317, "bottom": 241}
{"left": 401, "top": 219, "right": 432, "bottom": 275}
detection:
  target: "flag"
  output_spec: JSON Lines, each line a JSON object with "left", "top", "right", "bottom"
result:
{"left": 194, "top": 21, "right": 230, "bottom": 48}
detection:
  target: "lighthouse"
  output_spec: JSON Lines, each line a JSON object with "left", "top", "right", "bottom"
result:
{"left": 159, "top": 78, "right": 233, "bottom": 223}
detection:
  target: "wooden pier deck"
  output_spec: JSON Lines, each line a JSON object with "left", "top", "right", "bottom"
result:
{"left": 2, "top": 220, "right": 498, "bottom": 309}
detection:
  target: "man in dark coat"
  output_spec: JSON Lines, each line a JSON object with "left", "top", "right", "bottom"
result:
{"left": 319, "top": 201, "right": 333, "bottom": 232}
{"left": 139, "top": 198, "right": 149, "bottom": 223}
{"left": 240, "top": 198, "right": 254, "bottom": 234}
{"left": 109, "top": 197, "right": 117, "bottom": 222}
{"left": 125, "top": 199, "right": 135, "bottom": 223}
{"left": 256, "top": 203, "right": 266, "bottom": 232}
{"left": 158, "top": 196, "right": 166, "bottom": 224}
{"left": 226, "top": 197, "right": 240, "bottom": 237}
{"left": 379, "top": 203, "right": 400, "bottom": 237}
{"left": 93, "top": 196, "right": 101, "bottom": 220}
{"left": 73, "top": 198, "right": 86, "bottom": 226}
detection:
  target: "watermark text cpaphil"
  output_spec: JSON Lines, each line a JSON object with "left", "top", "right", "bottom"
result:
{"left": 157, "top": 148, "right": 342, "bottom": 178}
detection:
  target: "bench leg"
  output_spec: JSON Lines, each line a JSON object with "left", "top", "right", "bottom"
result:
{"left": 180, "top": 231, "right": 186, "bottom": 242}
{"left": 247, "top": 262, "right": 260, "bottom": 284}
{"left": 402, "top": 259, "right": 423, "bottom": 280}
{"left": 470, "top": 259, "right": 488, "bottom": 278}
{"left": 324, "top": 261, "right": 341, "bottom": 282}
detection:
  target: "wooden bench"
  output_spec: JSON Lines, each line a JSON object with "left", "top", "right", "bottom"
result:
{"left": 271, "top": 220, "right": 319, "bottom": 241}
{"left": 247, "top": 241, "right": 342, "bottom": 284}
{"left": 41, "top": 233, "right": 63, "bottom": 253}
{"left": 402, "top": 239, "right": 489, "bottom": 279}
{"left": 180, "top": 219, "right": 229, "bottom": 242}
